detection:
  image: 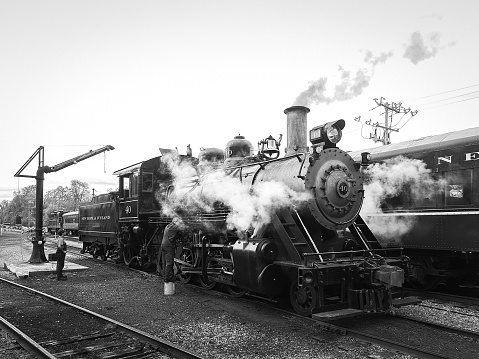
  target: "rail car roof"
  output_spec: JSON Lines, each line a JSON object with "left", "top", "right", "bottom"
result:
{"left": 113, "top": 155, "right": 166, "bottom": 176}
{"left": 113, "top": 162, "right": 143, "bottom": 176}
{"left": 63, "top": 211, "right": 78, "bottom": 216}
{"left": 348, "top": 126, "right": 479, "bottom": 162}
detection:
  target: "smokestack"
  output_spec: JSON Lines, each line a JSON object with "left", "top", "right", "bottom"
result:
{"left": 284, "top": 106, "right": 310, "bottom": 155}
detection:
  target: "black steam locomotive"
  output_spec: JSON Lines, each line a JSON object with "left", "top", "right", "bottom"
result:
{"left": 47, "top": 210, "right": 64, "bottom": 234}
{"left": 78, "top": 106, "right": 406, "bottom": 316}
{"left": 349, "top": 127, "right": 479, "bottom": 290}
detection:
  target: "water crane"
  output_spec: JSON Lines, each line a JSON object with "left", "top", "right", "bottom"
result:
{"left": 14, "top": 145, "right": 115, "bottom": 263}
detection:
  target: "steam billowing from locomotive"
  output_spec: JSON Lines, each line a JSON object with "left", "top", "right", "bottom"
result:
{"left": 159, "top": 154, "right": 312, "bottom": 233}
{"left": 361, "top": 156, "right": 446, "bottom": 243}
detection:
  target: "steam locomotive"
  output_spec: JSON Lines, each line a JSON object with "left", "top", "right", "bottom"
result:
{"left": 47, "top": 210, "right": 64, "bottom": 234}
{"left": 78, "top": 106, "right": 406, "bottom": 316}
{"left": 349, "top": 127, "right": 479, "bottom": 290}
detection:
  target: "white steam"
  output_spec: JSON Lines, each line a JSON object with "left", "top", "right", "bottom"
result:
{"left": 294, "top": 50, "right": 393, "bottom": 107}
{"left": 158, "top": 155, "right": 312, "bottom": 233}
{"left": 295, "top": 31, "right": 455, "bottom": 107}
{"left": 361, "top": 156, "right": 444, "bottom": 243}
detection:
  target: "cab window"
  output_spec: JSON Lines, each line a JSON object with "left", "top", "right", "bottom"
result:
{"left": 411, "top": 173, "right": 443, "bottom": 209}
{"left": 130, "top": 172, "right": 139, "bottom": 197}
{"left": 119, "top": 175, "right": 130, "bottom": 198}
{"left": 142, "top": 172, "right": 153, "bottom": 192}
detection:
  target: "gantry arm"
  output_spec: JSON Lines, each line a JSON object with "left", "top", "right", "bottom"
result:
{"left": 43, "top": 145, "right": 115, "bottom": 173}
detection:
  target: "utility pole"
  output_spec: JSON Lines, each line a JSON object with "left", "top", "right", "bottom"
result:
{"left": 0, "top": 203, "right": 4, "bottom": 236}
{"left": 363, "top": 97, "right": 418, "bottom": 145}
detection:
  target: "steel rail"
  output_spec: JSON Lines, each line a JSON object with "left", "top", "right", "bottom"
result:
{"left": 0, "top": 277, "right": 204, "bottom": 359}
{"left": 404, "top": 289, "right": 479, "bottom": 307}
{"left": 393, "top": 313, "right": 479, "bottom": 341}
{"left": 0, "top": 315, "right": 56, "bottom": 359}
{"left": 311, "top": 318, "right": 452, "bottom": 359}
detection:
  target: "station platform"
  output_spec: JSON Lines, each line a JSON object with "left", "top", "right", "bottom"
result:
{"left": 1, "top": 232, "right": 88, "bottom": 278}
{"left": 4, "top": 260, "right": 88, "bottom": 278}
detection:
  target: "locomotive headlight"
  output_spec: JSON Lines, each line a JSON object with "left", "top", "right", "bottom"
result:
{"left": 326, "top": 126, "right": 341, "bottom": 143}
{"left": 361, "top": 152, "right": 372, "bottom": 166}
{"left": 310, "top": 119, "right": 345, "bottom": 148}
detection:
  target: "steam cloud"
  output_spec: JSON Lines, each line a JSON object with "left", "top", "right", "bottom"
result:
{"left": 294, "top": 50, "right": 393, "bottom": 107}
{"left": 157, "top": 154, "right": 312, "bottom": 233}
{"left": 295, "top": 31, "right": 455, "bottom": 107}
{"left": 361, "top": 156, "right": 445, "bottom": 244}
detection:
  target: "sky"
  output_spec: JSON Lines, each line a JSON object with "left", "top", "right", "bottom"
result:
{"left": 1, "top": 1, "right": 478, "bottom": 202}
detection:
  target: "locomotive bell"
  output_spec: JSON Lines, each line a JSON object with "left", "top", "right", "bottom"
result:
{"left": 258, "top": 134, "right": 282, "bottom": 160}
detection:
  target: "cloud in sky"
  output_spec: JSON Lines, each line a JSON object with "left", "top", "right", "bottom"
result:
{"left": 403, "top": 31, "right": 440, "bottom": 64}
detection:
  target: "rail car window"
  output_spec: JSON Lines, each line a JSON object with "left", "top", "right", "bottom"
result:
{"left": 120, "top": 176, "right": 130, "bottom": 198}
{"left": 142, "top": 172, "right": 153, "bottom": 192}
{"left": 130, "top": 172, "right": 139, "bottom": 197}
{"left": 411, "top": 173, "right": 444, "bottom": 209}
{"left": 445, "top": 169, "right": 473, "bottom": 207}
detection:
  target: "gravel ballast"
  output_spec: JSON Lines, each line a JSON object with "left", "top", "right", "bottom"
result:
{"left": 0, "top": 232, "right": 418, "bottom": 358}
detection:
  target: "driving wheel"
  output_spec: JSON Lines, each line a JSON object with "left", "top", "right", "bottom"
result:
{"left": 176, "top": 248, "right": 194, "bottom": 284}
{"left": 289, "top": 280, "right": 317, "bottom": 316}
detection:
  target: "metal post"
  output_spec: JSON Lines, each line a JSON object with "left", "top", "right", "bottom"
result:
{"left": 29, "top": 166, "right": 47, "bottom": 263}
{"left": 384, "top": 106, "right": 390, "bottom": 145}
{"left": 15, "top": 145, "right": 114, "bottom": 263}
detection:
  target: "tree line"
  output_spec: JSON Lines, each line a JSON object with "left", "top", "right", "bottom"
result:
{"left": 0, "top": 180, "right": 114, "bottom": 227}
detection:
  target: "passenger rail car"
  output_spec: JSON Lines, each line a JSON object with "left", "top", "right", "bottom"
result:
{"left": 62, "top": 211, "right": 79, "bottom": 236}
{"left": 350, "top": 127, "right": 479, "bottom": 290}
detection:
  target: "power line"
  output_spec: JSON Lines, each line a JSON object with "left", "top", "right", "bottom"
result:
{"left": 413, "top": 83, "right": 479, "bottom": 100}
{"left": 423, "top": 90, "right": 479, "bottom": 106}
{"left": 420, "top": 95, "right": 479, "bottom": 111}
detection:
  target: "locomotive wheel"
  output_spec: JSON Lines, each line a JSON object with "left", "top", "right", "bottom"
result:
{"left": 176, "top": 248, "right": 193, "bottom": 284}
{"left": 123, "top": 245, "right": 137, "bottom": 267}
{"left": 409, "top": 257, "right": 440, "bottom": 291}
{"left": 199, "top": 276, "right": 216, "bottom": 290}
{"left": 289, "top": 280, "right": 317, "bottom": 316}
{"left": 226, "top": 285, "right": 247, "bottom": 297}
{"left": 199, "top": 259, "right": 217, "bottom": 290}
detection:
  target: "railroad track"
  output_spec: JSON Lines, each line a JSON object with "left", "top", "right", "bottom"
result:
{"left": 185, "top": 282, "right": 479, "bottom": 359}
{"left": 0, "top": 277, "right": 204, "bottom": 359}
{"left": 404, "top": 289, "right": 479, "bottom": 307}
{"left": 39, "top": 236, "right": 479, "bottom": 358}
